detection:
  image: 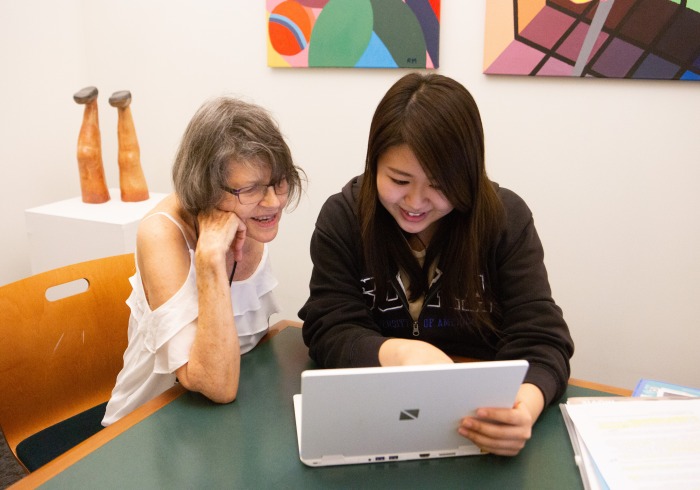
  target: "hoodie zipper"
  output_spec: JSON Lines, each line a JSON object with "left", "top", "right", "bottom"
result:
{"left": 392, "top": 277, "right": 441, "bottom": 338}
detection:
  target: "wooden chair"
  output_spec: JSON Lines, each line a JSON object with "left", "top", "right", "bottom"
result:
{"left": 0, "top": 253, "right": 134, "bottom": 472}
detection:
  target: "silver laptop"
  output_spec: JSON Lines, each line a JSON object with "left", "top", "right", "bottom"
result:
{"left": 293, "top": 360, "right": 529, "bottom": 467}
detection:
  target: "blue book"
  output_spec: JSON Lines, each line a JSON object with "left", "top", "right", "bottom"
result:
{"left": 633, "top": 378, "right": 700, "bottom": 398}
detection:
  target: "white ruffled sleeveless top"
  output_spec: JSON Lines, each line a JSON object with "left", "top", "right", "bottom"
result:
{"left": 102, "top": 212, "right": 279, "bottom": 426}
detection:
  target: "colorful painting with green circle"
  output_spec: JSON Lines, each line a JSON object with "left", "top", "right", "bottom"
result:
{"left": 267, "top": 0, "right": 440, "bottom": 68}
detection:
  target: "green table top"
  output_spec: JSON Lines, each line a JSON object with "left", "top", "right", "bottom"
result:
{"left": 41, "top": 328, "right": 611, "bottom": 489}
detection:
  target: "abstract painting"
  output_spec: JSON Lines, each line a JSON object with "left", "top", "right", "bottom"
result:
{"left": 267, "top": 0, "right": 440, "bottom": 68}
{"left": 484, "top": 0, "right": 700, "bottom": 80}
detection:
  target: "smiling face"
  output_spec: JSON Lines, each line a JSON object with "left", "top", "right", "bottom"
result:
{"left": 376, "top": 145, "right": 454, "bottom": 245}
{"left": 218, "top": 159, "right": 288, "bottom": 243}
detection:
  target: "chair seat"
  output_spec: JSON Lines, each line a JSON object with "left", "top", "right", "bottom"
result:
{"left": 16, "top": 402, "right": 107, "bottom": 471}
{"left": 0, "top": 253, "right": 134, "bottom": 471}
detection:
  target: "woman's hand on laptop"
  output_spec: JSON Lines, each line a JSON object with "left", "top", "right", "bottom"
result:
{"left": 457, "top": 383, "right": 545, "bottom": 456}
{"left": 378, "top": 339, "right": 454, "bottom": 366}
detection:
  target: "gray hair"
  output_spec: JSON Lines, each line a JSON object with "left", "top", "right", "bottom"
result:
{"left": 172, "top": 96, "right": 303, "bottom": 215}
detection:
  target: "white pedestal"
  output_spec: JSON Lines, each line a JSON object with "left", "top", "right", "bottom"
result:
{"left": 25, "top": 189, "right": 167, "bottom": 274}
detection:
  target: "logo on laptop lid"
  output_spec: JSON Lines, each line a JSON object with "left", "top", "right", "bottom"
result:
{"left": 399, "top": 409, "right": 420, "bottom": 420}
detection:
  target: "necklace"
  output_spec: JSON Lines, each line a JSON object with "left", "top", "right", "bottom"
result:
{"left": 229, "top": 261, "right": 237, "bottom": 286}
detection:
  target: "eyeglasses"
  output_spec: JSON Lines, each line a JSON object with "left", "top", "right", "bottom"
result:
{"left": 221, "top": 178, "right": 289, "bottom": 205}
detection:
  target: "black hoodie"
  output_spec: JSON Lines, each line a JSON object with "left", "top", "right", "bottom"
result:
{"left": 299, "top": 176, "right": 574, "bottom": 405}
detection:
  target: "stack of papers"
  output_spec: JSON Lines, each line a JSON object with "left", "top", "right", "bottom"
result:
{"left": 560, "top": 397, "right": 700, "bottom": 489}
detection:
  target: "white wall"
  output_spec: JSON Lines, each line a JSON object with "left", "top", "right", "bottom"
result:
{"left": 1, "top": 1, "right": 698, "bottom": 391}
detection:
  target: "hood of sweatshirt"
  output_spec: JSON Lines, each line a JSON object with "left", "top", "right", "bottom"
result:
{"left": 340, "top": 174, "right": 363, "bottom": 217}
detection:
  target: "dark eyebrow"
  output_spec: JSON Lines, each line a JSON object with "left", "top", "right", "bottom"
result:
{"left": 385, "top": 166, "right": 413, "bottom": 178}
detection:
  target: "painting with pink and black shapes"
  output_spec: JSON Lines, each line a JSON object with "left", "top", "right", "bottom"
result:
{"left": 484, "top": 0, "right": 700, "bottom": 80}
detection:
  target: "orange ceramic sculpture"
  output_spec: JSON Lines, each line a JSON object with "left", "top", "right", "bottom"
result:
{"left": 73, "top": 87, "right": 110, "bottom": 204}
{"left": 109, "top": 90, "right": 149, "bottom": 202}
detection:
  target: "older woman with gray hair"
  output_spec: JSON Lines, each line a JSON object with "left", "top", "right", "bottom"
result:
{"left": 103, "top": 97, "right": 304, "bottom": 425}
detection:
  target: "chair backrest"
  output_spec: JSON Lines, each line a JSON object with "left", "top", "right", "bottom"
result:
{"left": 0, "top": 253, "right": 134, "bottom": 459}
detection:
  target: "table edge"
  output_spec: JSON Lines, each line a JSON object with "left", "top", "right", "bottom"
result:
{"left": 10, "top": 321, "right": 300, "bottom": 489}
{"left": 568, "top": 377, "right": 632, "bottom": 396}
